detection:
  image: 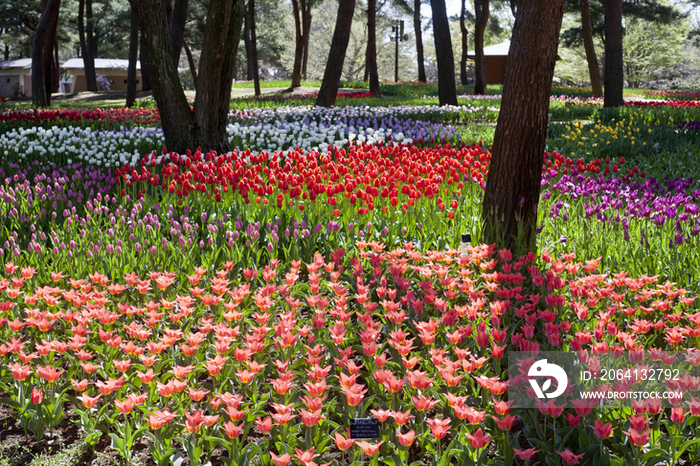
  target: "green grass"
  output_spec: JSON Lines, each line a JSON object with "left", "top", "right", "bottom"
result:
{"left": 456, "top": 123, "right": 496, "bottom": 146}
{"left": 27, "top": 443, "right": 88, "bottom": 466}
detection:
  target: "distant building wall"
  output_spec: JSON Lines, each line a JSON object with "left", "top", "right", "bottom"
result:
{"left": 23, "top": 75, "right": 32, "bottom": 97}
{"left": 0, "top": 74, "right": 20, "bottom": 97}
{"left": 484, "top": 57, "right": 507, "bottom": 85}
{"left": 70, "top": 69, "right": 141, "bottom": 93}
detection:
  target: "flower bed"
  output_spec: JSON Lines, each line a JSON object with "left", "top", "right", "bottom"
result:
{"left": 2, "top": 105, "right": 498, "bottom": 169}
{"left": 627, "top": 100, "right": 700, "bottom": 109}
{"left": 1, "top": 243, "right": 699, "bottom": 465}
{"left": 3, "top": 94, "right": 700, "bottom": 464}
{"left": 0, "top": 108, "right": 160, "bottom": 128}
{"left": 645, "top": 90, "right": 700, "bottom": 101}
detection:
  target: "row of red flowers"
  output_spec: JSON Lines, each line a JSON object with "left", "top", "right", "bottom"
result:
{"left": 0, "top": 107, "right": 160, "bottom": 126}
{"left": 114, "top": 142, "right": 638, "bottom": 211}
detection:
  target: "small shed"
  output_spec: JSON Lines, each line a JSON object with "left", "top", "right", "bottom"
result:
{"left": 467, "top": 40, "right": 510, "bottom": 85}
{"left": 0, "top": 58, "right": 32, "bottom": 98}
{"left": 62, "top": 58, "right": 141, "bottom": 93}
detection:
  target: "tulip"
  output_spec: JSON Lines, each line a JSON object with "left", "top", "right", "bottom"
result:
{"left": 593, "top": 419, "right": 613, "bottom": 439}
{"left": 466, "top": 428, "right": 491, "bottom": 449}
{"left": 79, "top": 393, "right": 102, "bottom": 408}
{"left": 426, "top": 417, "right": 451, "bottom": 440}
{"left": 300, "top": 409, "right": 323, "bottom": 427}
{"left": 558, "top": 449, "right": 585, "bottom": 465}
{"left": 671, "top": 407, "right": 685, "bottom": 424}
{"left": 36, "top": 365, "right": 64, "bottom": 383}
{"left": 9, "top": 363, "right": 32, "bottom": 381}
{"left": 513, "top": 447, "right": 539, "bottom": 462}
{"left": 224, "top": 421, "right": 242, "bottom": 438}
{"left": 148, "top": 409, "right": 176, "bottom": 429}
{"left": 369, "top": 409, "right": 391, "bottom": 422}
{"left": 493, "top": 414, "right": 518, "bottom": 431}
{"left": 269, "top": 452, "right": 291, "bottom": 466}
{"left": 115, "top": 398, "right": 135, "bottom": 415}
{"left": 30, "top": 388, "right": 43, "bottom": 405}
{"left": 294, "top": 447, "right": 319, "bottom": 466}
{"left": 333, "top": 431, "right": 355, "bottom": 451}
{"left": 397, "top": 429, "right": 416, "bottom": 447}
{"left": 624, "top": 428, "right": 651, "bottom": 447}
{"left": 256, "top": 416, "right": 273, "bottom": 434}
{"left": 355, "top": 440, "right": 383, "bottom": 456}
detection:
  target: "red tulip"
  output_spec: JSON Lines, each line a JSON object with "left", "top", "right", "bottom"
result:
{"left": 466, "top": 428, "right": 491, "bottom": 449}
{"left": 624, "top": 428, "right": 651, "bottom": 447}
{"left": 664, "top": 404, "right": 682, "bottom": 422}
{"left": 397, "top": 429, "right": 416, "bottom": 447}
{"left": 333, "top": 431, "right": 355, "bottom": 451}
{"left": 513, "top": 447, "right": 539, "bottom": 461}
{"left": 493, "top": 414, "right": 518, "bottom": 431}
{"left": 593, "top": 419, "right": 613, "bottom": 439}
{"left": 224, "top": 421, "right": 242, "bottom": 438}
{"left": 294, "top": 447, "right": 319, "bottom": 466}
{"left": 557, "top": 448, "right": 585, "bottom": 465}
{"left": 269, "top": 452, "right": 291, "bottom": 466}
{"left": 256, "top": 416, "right": 272, "bottom": 433}
{"left": 30, "top": 388, "right": 43, "bottom": 405}
{"left": 426, "top": 417, "right": 451, "bottom": 440}
{"left": 355, "top": 440, "right": 383, "bottom": 456}
{"left": 9, "top": 363, "right": 32, "bottom": 381}
{"left": 115, "top": 398, "right": 135, "bottom": 414}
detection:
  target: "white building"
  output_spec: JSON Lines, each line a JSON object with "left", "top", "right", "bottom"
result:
{"left": 62, "top": 58, "right": 141, "bottom": 93}
{"left": 0, "top": 58, "right": 32, "bottom": 98}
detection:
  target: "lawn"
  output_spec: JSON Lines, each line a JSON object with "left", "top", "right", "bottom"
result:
{"left": 1, "top": 82, "right": 700, "bottom": 466}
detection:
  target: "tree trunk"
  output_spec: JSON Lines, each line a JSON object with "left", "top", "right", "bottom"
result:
{"left": 604, "top": 0, "right": 623, "bottom": 107}
{"left": 32, "top": 0, "right": 60, "bottom": 107}
{"left": 414, "top": 0, "right": 426, "bottom": 82}
{"left": 139, "top": 33, "right": 152, "bottom": 91}
{"left": 130, "top": 0, "right": 245, "bottom": 153}
{"left": 302, "top": 0, "right": 312, "bottom": 80}
{"left": 243, "top": 12, "right": 253, "bottom": 80}
{"left": 481, "top": 0, "right": 565, "bottom": 250}
{"left": 474, "top": 0, "right": 489, "bottom": 94}
{"left": 394, "top": 23, "right": 399, "bottom": 82}
{"left": 430, "top": 0, "right": 457, "bottom": 105}
{"left": 460, "top": 0, "right": 468, "bottom": 86}
{"left": 126, "top": 8, "right": 139, "bottom": 108}
{"left": 131, "top": 0, "right": 194, "bottom": 151}
{"left": 45, "top": 0, "right": 60, "bottom": 96}
{"left": 580, "top": 0, "right": 602, "bottom": 97}
{"left": 249, "top": 0, "right": 261, "bottom": 96}
{"left": 316, "top": 0, "right": 356, "bottom": 107}
{"left": 3, "top": 44, "right": 9, "bottom": 61}
{"left": 366, "top": 0, "right": 380, "bottom": 95}
{"left": 290, "top": 0, "right": 306, "bottom": 87}
{"left": 183, "top": 42, "right": 199, "bottom": 90}
{"left": 50, "top": 32, "right": 59, "bottom": 93}
{"left": 169, "top": 0, "right": 188, "bottom": 67}
{"left": 193, "top": 0, "right": 245, "bottom": 152}
{"left": 78, "top": 0, "right": 97, "bottom": 91}
{"left": 85, "top": 0, "right": 97, "bottom": 90}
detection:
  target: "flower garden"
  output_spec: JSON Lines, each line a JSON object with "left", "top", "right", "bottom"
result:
{"left": 2, "top": 85, "right": 700, "bottom": 465}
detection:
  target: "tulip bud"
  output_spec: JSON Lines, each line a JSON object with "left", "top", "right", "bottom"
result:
{"left": 31, "top": 388, "right": 43, "bottom": 405}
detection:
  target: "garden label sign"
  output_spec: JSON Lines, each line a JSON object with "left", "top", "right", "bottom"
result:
{"left": 349, "top": 418, "right": 380, "bottom": 439}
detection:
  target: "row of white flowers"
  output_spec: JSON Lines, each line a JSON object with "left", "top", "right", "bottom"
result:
{"left": 1, "top": 104, "right": 498, "bottom": 168}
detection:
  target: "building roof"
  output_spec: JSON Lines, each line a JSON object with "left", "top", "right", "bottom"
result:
{"left": 62, "top": 58, "right": 140, "bottom": 70}
{"left": 0, "top": 58, "right": 33, "bottom": 70}
{"left": 467, "top": 40, "right": 511, "bottom": 57}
